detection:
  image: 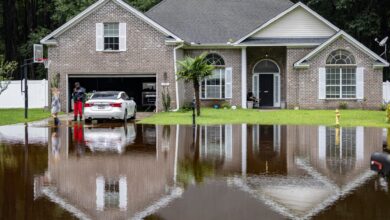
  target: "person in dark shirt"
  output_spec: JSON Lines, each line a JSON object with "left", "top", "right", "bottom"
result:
{"left": 72, "top": 82, "right": 86, "bottom": 121}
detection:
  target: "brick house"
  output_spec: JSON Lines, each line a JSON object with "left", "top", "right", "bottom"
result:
{"left": 41, "top": 0, "right": 389, "bottom": 112}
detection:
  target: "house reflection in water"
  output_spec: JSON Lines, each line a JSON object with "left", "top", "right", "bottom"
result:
{"left": 36, "top": 123, "right": 382, "bottom": 219}
{"left": 37, "top": 124, "right": 181, "bottom": 220}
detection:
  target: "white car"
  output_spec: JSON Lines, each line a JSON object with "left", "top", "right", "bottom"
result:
{"left": 84, "top": 91, "right": 136, "bottom": 121}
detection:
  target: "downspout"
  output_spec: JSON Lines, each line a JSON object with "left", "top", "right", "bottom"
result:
{"left": 173, "top": 43, "right": 184, "bottom": 111}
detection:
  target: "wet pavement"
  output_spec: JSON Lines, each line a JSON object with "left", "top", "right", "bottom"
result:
{"left": 0, "top": 121, "right": 389, "bottom": 220}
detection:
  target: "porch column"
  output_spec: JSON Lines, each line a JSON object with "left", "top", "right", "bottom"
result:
{"left": 241, "top": 47, "right": 247, "bottom": 108}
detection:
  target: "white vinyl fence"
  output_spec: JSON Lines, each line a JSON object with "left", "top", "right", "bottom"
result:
{"left": 0, "top": 80, "right": 48, "bottom": 108}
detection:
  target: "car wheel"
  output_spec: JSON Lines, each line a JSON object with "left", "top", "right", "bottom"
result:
{"left": 85, "top": 118, "right": 92, "bottom": 124}
{"left": 130, "top": 108, "right": 137, "bottom": 120}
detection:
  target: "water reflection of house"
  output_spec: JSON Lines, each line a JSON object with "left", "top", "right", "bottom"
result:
{"left": 38, "top": 124, "right": 181, "bottom": 220}
{"left": 36, "top": 123, "right": 383, "bottom": 219}
{"left": 159, "top": 124, "right": 382, "bottom": 220}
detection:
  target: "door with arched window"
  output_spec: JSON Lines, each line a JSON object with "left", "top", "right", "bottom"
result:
{"left": 253, "top": 60, "right": 281, "bottom": 107}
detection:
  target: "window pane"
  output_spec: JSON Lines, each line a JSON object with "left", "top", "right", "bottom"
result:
{"left": 104, "top": 23, "right": 119, "bottom": 37}
{"left": 104, "top": 37, "right": 119, "bottom": 50}
{"left": 342, "top": 67, "right": 356, "bottom": 85}
{"left": 254, "top": 60, "right": 279, "bottom": 73}
{"left": 326, "top": 86, "right": 340, "bottom": 98}
{"left": 201, "top": 69, "right": 225, "bottom": 98}
{"left": 326, "top": 50, "right": 356, "bottom": 65}
{"left": 342, "top": 86, "right": 356, "bottom": 98}
{"left": 326, "top": 67, "right": 340, "bottom": 85}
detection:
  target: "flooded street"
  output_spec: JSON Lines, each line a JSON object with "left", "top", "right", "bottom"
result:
{"left": 0, "top": 122, "right": 389, "bottom": 220}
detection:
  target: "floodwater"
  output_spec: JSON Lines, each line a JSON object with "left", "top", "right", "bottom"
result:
{"left": 0, "top": 121, "right": 389, "bottom": 220}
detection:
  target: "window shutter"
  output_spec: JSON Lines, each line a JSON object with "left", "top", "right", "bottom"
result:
{"left": 119, "top": 23, "right": 127, "bottom": 51}
{"left": 356, "top": 67, "right": 364, "bottom": 99}
{"left": 225, "top": 67, "right": 232, "bottom": 99}
{"left": 253, "top": 74, "right": 259, "bottom": 99}
{"left": 318, "top": 67, "right": 326, "bottom": 99}
{"left": 96, "top": 23, "right": 104, "bottom": 51}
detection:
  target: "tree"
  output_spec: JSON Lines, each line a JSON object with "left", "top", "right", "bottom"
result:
{"left": 0, "top": 58, "right": 18, "bottom": 95}
{"left": 177, "top": 54, "right": 214, "bottom": 116}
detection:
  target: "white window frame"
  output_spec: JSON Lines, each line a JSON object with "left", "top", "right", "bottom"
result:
{"left": 325, "top": 66, "right": 357, "bottom": 99}
{"left": 201, "top": 68, "right": 226, "bottom": 99}
{"left": 103, "top": 23, "right": 120, "bottom": 51}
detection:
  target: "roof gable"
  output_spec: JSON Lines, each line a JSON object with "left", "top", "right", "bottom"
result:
{"left": 252, "top": 7, "right": 336, "bottom": 38}
{"left": 41, "top": 0, "right": 181, "bottom": 45}
{"left": 235, "top": 2, "right": 339, "bottom": 44}
{"left": 294, "top": 31, "right": 390, "bottom": 68}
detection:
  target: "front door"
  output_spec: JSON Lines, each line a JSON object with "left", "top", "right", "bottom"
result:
{"left": 259, "top": 74, "right": 274, "bottom": 107}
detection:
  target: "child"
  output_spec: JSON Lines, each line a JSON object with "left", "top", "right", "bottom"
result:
{"left": 51, "top": 88, "right": 61, "bottom": 126}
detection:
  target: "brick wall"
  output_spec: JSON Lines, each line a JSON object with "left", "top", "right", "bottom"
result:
{"left": 286, "top": 47, "right": 314, "bottom": 108}
{"left": 286, "top": 37, "right": 383, "bottom": 109}
{"left": 47, "top": 1, "right": 177, "bottom": 112}
{"left": 183, "top": 49, "right": 242, "bottom": 107}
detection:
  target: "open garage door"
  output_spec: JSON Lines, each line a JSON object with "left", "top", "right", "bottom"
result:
{"left": 68, "top": 74, "right": 156, "bottom": 112}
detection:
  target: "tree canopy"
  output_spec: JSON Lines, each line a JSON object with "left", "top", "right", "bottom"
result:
{"left": 177, "top": 54, "right": 215, "bottom": 116}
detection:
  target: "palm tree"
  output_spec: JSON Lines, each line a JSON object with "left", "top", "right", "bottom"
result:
{"left": 177, "top": 53, "right": 214, "bottom": 116}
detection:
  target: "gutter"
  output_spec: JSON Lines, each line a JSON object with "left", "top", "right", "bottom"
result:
{"left": 173, "top": 43, "right": 184, "bottom": 111}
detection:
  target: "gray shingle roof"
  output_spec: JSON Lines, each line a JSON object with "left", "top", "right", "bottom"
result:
{"left": 146, "top": 0, "right": 294, "bottom": 44}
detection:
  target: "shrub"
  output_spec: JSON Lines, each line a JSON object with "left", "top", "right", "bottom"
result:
{"left": 179, "top": 102, "right": 193, "bottom": 112}
{"left": 221, "top": 101, "right": 231, "bottom": 109}
{"left": 387, "top": 104, "right": 390, "bottom": 123}
{"left": 338, "top": 102, "right": 348, "bottom": 109}
{"left": 161, "top": 87, "right": 171, "bottom": 112}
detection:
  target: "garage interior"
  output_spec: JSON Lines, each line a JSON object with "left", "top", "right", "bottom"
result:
{"left": 68, "top": 75, "right": 156, "bottom": 112}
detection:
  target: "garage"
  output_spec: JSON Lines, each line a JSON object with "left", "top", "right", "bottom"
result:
{"left": 67, "top": 74, "right": 156, "bottom": 112}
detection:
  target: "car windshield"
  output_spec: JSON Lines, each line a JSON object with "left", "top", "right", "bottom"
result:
{"left": 90, "top": 92, "right": 120, "bottom": 100}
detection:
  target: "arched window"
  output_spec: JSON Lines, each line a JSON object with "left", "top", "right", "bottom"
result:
{"left": 326, "top": 49, "right": 356, "bottom": 65}
{"left": 325, "top": 50, "right": 357, "bottom": 99}
{"left": 202, "top": 53, "right": 227, "bottom": 99}
{"left": 254, "top": 60, "right": 279, "bottom": 73}
{"left": 205, "top": 53, "right": 225, "bottom": 66}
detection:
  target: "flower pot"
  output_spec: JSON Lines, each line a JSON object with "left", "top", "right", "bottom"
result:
{"left": 247, "top": 101, "right": 254, "bottom": 109}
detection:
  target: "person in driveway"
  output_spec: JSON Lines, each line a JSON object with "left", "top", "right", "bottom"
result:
{"left": 72, "top": 82, "right": 86, "bottom": 121}
{"left": 51, "top": 87, "right": 61, "bottom": 126}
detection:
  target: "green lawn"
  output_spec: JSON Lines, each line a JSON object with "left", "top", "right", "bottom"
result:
{"left": 139, "top": 108, "right": 389, "bottom": 127}
{"left": 0, "top": 109, "right": 52, "bottom": 126}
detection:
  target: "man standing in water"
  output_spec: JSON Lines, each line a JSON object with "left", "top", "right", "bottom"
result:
{"left": 72, "top": 82, "right": 86, "bottom": 121}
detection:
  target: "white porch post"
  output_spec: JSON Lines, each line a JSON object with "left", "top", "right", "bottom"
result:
{"left": 241, "top": 47, "right": 247, "bottom": 108}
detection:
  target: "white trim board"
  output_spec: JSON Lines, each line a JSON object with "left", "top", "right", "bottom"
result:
{"left": 41, "top": 0, "right": 182, "bottom": 45}
{"left": 294, "top": 31, "right": 390, "bottom": 68}
{"left": 234, "top": 2, "right": 340, "bottom": 44}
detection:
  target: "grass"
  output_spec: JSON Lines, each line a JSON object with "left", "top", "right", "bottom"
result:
{"left": 0, "top": 108, "right": 52, "bottom": 126}
{"left": 139, "top": 108, "right": 389, "bottom": 127}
